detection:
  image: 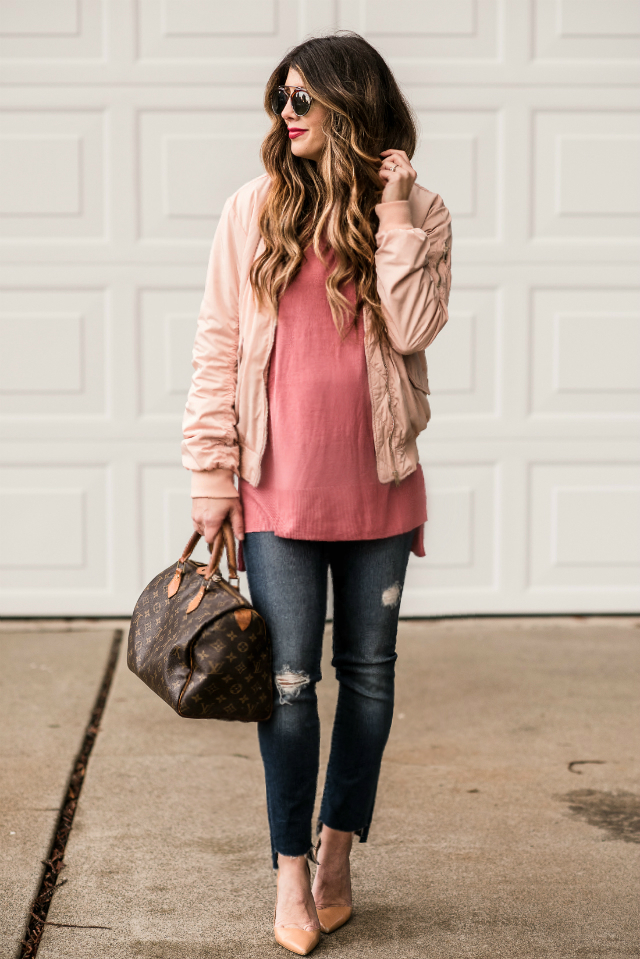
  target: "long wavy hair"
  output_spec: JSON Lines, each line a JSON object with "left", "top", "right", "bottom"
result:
{"left": 249, "top": 32, "right": 418, "bottom": 341}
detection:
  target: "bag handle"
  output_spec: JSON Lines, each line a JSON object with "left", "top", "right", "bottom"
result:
{"left": 167, "top": 520, "right": 238, "bottom": 600}
{"left": 204, "top": 520, "right": 238, "bottom": 583}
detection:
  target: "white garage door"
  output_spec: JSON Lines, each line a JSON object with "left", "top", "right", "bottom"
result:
{"left": 1, "top": 1, "right": 639, "bottom": 616}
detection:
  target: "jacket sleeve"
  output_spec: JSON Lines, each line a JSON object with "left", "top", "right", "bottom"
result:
{"left": 374, "top": 192, "right": 452, "bottom": 355}
{"left": 181, "top": 197, "right": 246, "bottom": 499}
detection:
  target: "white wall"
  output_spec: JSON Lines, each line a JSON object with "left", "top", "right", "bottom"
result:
{"left": 1, "top": 0, "right": 639, "bottom": 616}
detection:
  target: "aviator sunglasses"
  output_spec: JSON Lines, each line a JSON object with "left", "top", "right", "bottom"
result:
{"left": 271, "top": 85, "right": 313, "bottom": 118}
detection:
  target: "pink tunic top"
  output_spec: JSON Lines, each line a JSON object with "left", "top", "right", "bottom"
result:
{"left": 239, "top": 241, "right": 427, "bottom": 554}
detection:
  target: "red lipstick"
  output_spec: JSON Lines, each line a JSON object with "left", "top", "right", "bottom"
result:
{"left": 288, "top": 128, "right": 307, "bottom": 139}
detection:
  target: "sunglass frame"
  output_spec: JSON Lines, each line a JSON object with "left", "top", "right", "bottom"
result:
{"left": 271, "top": 85, "right": 313, "bottom": 118}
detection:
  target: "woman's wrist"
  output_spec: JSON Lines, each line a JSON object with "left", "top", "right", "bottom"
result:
{"left": 190, "top": 468, "right": 239, "bottom": 499}
{"left": 375, "top": 200, "right": 413, "bottom": 232}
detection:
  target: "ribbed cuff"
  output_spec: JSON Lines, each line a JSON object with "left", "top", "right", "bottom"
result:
{"left": 191, "top": 469, "right": 239, "bottom": 499}
{"left": 375, "top": 200, "right": 413, "bottom": 233}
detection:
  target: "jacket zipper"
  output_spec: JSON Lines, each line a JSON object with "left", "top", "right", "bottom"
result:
{"left": 378, "top": 340, "right": 400, "bottom": 487}
{"left": 255, "top": 316, "right": 277, "bottom": 486}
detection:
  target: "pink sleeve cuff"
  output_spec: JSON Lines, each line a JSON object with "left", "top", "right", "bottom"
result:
{"left": 191, "top": 469, "right": 239, "bottom": 499}
{"left": 375, "top": 200, "right": 414, "bottom": 233}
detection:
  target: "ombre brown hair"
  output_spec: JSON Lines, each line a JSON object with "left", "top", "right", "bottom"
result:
{"left": 249, "top": 32, "right": 418, "bottom": 341}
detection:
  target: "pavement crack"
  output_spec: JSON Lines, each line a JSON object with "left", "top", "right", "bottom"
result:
{"left": 19, "top": 629, "right": 123, "bottom": 958}
{"left": 568, "top": 759, "right": 607, "bottom": 774}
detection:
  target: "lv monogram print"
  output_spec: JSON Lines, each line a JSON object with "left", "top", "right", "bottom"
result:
{"left": 127, "top": 561, "right": 272, "bottom": 722}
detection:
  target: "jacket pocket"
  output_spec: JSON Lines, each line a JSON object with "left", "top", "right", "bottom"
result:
{"left": 386, "top": 347, "right": 431, "bottom": 442}
{"left": 403, "top": 350, "right": 430, "bottom": 394}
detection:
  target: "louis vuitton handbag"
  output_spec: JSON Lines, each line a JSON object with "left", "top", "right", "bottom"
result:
{"left": 127, "top": 520, "right": 272, "bottom": 721}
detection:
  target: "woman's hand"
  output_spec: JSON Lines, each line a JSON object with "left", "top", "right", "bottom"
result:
{"left": 192, "top": 497, "right": 245, "bottom": 546}
{"left": 378, "top": 149, "right": 417, "bottom": 203}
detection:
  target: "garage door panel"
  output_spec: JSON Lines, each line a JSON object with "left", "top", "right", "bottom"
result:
{"left": 138, "top": 287, "right": 202, "bottom": 420}
{"left": 414, "top": 110, "right": 500, "bottom": 240}
{"left": 136, "top": 0, "right": 300, "bottom": 61}
{"left": 533, "top": 110, "right": 640, "bottom": 240}
{"left": 529, "top": 463, "right": 640, "bottom": 590}
{"left": 0, "top": 465, "right": 109, "bottom": 590}
{"left": 530, "top": 289, "right": 640, "bottom": 418}
{"left": 137, "top": 109, "right": 269, "bottom": 243}
{"left": 427, "top": 287, "right": 500, "bottom": 419}
{"left": 534, "top": 0, "right": 640, "bottom": 62}
{"left": 0, "top": 109, "right": 106, "bottom": 241}
{"left": 340, "top": 0, "right": 501, "bottom": 60}
{"left": 418, "top": 463, "right": 499, "bottom": 589}
{"left": 0, "top": 289, "right": 108, "bottom": 420}
{"left": 0, "top": 0, "right": 104, "bottom": 61}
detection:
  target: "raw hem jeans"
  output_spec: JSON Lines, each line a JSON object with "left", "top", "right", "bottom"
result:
{"left": 242, "top": 530, "right": 414, "bottom": 869}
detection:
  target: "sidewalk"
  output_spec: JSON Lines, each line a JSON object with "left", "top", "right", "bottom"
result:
{"left": 3, "top": 618, "right": 639, "bottom": 958}
{"left": 0, "top": 627, "right": 118, "bottom": 958}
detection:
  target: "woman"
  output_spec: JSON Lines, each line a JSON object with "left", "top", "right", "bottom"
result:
{"left": 183, "top": 32, "right": 451, "bottom": 956}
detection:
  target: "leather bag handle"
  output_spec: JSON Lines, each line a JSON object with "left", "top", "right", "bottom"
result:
{"left": 167, "top": 519, "right": 238, "bottom": 600}
{"left": 204, "top": 519, "right": 238, "bottom": 583}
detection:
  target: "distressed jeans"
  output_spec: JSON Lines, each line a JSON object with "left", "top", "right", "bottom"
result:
{"left": 242, "top": 530, "right": 414, "bottom": 868}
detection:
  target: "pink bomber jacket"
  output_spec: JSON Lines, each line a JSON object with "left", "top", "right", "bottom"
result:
{"left": 182, "top": 173, "right": 452, "bottom": 499}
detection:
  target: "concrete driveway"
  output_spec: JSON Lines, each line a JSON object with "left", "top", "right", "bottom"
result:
{"left": 2, "top": 617, "right": 639, "bottom": 959}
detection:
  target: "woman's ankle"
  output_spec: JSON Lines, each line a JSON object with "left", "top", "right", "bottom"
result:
{"left": 313, "top": 827, "right": 353, "bottom": 907}
{"left": 317, "top": 825, "right": 354, "bottom": 857}
{"left": 275, "top": 853, "right": 320, "bottom": 929}
{"left": 277, "top": 852, "right": 313, "bottom": 876}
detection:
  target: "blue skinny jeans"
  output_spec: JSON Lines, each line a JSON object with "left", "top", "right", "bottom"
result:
{"left": 242, "top": 530, "right": 414, "bottom": 869}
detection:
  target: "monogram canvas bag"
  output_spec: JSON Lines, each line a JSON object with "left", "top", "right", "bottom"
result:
{"left": 127, "top": 521, "right": 272, "bottom": 721}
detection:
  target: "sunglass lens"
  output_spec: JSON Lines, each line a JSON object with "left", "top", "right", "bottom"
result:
{"left": 271, "top": 87, "right": 288, "bottom": 115}
{"left": 292, "top": 90, "right": 311, "bottom": 116}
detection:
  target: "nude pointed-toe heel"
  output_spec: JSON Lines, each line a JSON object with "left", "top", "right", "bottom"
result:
{"left": 313, "top": 835, "right": 353, "bottom": 934}
{"left": 316, "top": 904, "right": 352, "bottom": 934}
{"left": 274, "top": 924, "right": 321, "bottom": 956}
{"left": 273, "top": 862, "right": 321, "bottom": 956}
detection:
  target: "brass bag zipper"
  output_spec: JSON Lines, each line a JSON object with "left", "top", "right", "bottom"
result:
{"left": 211, "top": 573, "right": 247, "bottom": 604}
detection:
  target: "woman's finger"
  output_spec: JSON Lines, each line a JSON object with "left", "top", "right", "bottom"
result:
{"left": 378, "top": 163, "right": 406, "bottom": 180}
{"left": 381, "top": 155, "right": 413, "bottom": 176}
{"left": 191, "top": 506, "right": 203, "bottom": 535}
{"left": 203, "top": 516, "right": 224, "bottom": 546}
{"left": 229, "top": 502, "right": 245, "bottom": 542}
{"left": 380, "top": 149, "right": 411, "bottom": 166}
{"left": 380, "top": 148, "right": 409, "bottom": 157}
{"left": 380, "top": 150, "right": 404, "bottom": 164}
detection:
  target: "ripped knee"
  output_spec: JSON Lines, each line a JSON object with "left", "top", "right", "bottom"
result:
{"left": 381, "top": 581, "right": 401, "bottom": 608}
{"left": 275, "top": 665, "right": 310, "bottom": 705}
